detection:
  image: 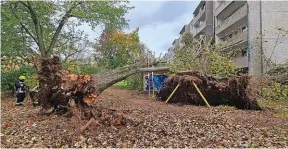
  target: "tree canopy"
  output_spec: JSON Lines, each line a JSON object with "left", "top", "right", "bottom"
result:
{"left": 1, "top": 1, "right": 133, "bottom": 62}
{"left": 95, "top": 27, "right": 144, "bottom": 69}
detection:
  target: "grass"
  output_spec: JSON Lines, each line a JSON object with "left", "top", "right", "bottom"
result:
{"left": 113, "top": 80, "right": 129, "bottom": 88}
{"left": 258, "top": 99, "right": 288, "bottom": 119}
{"left": 217, "top": 105, "right": 236, "bottom": 110}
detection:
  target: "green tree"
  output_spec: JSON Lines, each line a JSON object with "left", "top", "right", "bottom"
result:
{"left": 1, "top": 1, "right": 133, "bottom": 59}
{"left": 95, "top": 28, "right": 143, "bottom": 69}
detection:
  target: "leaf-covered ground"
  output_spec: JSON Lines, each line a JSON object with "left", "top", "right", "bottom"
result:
{"left": 1, "top": 87, "right": 288, "bottom": 148}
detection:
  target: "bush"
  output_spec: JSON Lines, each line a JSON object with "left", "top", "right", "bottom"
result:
{"left": 260, "top": 82, "right": 288, "bottom": 101}
{"left": 125, "top": 73, "right": 143, "bottom": 91}
{"left": 113, "top": 74, "right": 143, "bottom": 91}
{"left": 1, "top": 66, "right": 37, "bottom": 91}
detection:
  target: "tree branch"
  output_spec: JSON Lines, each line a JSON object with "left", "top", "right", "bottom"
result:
{"left": 26, "top": 1, "right": 46, "bottom": 55}
{"left": 19, "top": 1, "right": 29, "bottom": 8}
{"left": 47, "top": 2, "right": 80, "bottom": 55}
{"left": 9, "top": 4, "right": 39, "bottom": 46}
{"left": 64, "top": 43, "right": 88, "bottom": 62}
{"left": 20, "top": 22, "right": 39, "bottom": 45}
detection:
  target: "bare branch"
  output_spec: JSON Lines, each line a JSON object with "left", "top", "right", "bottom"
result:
{"left": 64, "top": 41, "right": 89, "bottom": 62}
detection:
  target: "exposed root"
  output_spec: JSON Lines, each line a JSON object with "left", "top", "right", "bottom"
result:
{"left": 156, "top": 72, "right": 262, "bottom": 110}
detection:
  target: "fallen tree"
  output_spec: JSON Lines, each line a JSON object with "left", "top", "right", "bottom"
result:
{"left": 33, "top": 56, "right": 168, "bottom": 118}
{"left": 156, "top": 71, "right": 262, "bottom": 110}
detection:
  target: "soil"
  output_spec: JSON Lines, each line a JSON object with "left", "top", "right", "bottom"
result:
{"left": 1, "top": 87, "right": 288, "bottom": 148}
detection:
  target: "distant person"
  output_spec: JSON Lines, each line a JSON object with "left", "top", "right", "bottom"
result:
{"left": 15, "top": 76, "right": 28, "bottom": 106}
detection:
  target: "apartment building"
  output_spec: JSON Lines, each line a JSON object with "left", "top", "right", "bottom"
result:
{"left": 248, "top": 1, "right": 288, "bottom": 75}
{"left": 214, "top": 1, "right": 249, "bottom": 72}
{"left": 165, "top": 0, "right": 288, "bottom": 75}
{"left": 166, "top": 1, "right": 214, "bottom": 64}
{"left": 179, "top": 24, "right": 190, "bottom": 48}
{"left": 190, "top": 1, "right": 214, "bottom": 40}
{"left": 165, "top": 38, "right": 180, "bottom": 63}
{"left": 215, "top": 0, "right": 288, "bottom": 75}
{"left": 166, "top": 47, "right": 174, "bottom": 63}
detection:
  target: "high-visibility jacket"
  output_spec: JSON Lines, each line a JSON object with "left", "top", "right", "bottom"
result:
{"left": 15, "top": 80, "right": 27, "bottom": 94}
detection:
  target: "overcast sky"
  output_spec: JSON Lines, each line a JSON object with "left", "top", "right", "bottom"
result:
{"left": 81, "top": 0, "right": 200, "bottom": 57}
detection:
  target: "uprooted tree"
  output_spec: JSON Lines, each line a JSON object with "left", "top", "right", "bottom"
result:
{"left": 158, "top": 33, "right": 262, "bottom": 110}
{"left": 1, "top": 1, "right": 150, "bottom": 126}
{"left": 156, "top": 72, "right": 262, "bottom": 110}
{"left": 32, "top": 56, "right": 169, "bottom": 131}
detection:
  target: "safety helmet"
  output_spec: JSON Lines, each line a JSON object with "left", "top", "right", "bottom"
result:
{"left": 19, "top": 76, "right": 26, "bottom": 80}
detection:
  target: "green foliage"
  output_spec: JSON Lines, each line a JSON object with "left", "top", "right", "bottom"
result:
{"left": 114, "top": 80, "right": 129, "bottom": 88}
{"left": 1, "top": 1, "right": 132, "bottom": 58}
{"left": 1, "top": 66, "right": 37, "bottom": 91}
{"left": 114, "top": 74, "right": 143, "bottom": 91}
{"left": 96, "top": 28, "right": 143, "bottom": 69}
{"left": 217, "top": 105, "right": 236, "bottom": 110}
{"left": 170, "top": 33, "right": 237, "bottom": 78}
{"left": 125, "top": 74, "right": 143, "bottom": 91}
{"left": 79, "top": 65, "right": 100, "bottom": 74}
{"left": 62, "top": 59, "right": 100, "bottom": 74}
{"left": 258, "top": 99, "right": 288, "bottom": 119}
{"left": 260, "top": 82, "right": 288, "bottom": 101}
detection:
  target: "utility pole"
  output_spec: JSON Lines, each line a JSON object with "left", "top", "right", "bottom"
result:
{"left": 147, "top": 51, "right": 150, "bottom": 96}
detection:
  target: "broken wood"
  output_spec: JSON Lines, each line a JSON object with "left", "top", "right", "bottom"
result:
{"left": 80, "top": 118, "right": 98, "bottom": 133}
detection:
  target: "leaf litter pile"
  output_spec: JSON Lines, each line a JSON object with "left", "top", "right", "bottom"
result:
{"left": 1, "top": 88, "right": 288, "bottom": 148}
{"left": 157, "top": 71, "right": 262, "bottom": 110}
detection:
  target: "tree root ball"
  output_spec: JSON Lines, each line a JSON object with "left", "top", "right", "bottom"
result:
{"left": 156, "top": 72, "right": 262, "bottom": 110}
{"left": 35, "top": 56, "right": 97, "bottom": 110}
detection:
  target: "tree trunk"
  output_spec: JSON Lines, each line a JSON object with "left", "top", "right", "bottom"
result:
{"left": 34, "top": 56, "right": 168, "bottom": 111}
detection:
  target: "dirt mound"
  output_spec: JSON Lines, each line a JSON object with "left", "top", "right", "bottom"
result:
{"left": 156, "top": 72, "right": 262, "bottom": 110}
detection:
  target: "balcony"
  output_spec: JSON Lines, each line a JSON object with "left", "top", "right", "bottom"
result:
{"left": 192, "top": 6, "right": 206, "bottom": 25}
{"left": 173, "top": 39, "right": 180, "bottom": 49}
{"left": 215, "top": 0, "right": 247, "bottom": 20}
{"left": 179, "top": 35, "right": 185, "bottom": 48}
{"left": 215, "top": 4, "right": 248, "bottom": 36}
{"left": 233, "top": 56, "right": 248, "bottom": 68}
{"left": 193, "top": 21, "right": 207, "bottom": 37}
{"left": 225, "top": 31, "right": 247, "bottom": 47}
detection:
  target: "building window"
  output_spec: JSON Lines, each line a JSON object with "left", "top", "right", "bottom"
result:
{"left": 242, "top": 25, "right": 247, "bottom": 32}
{"left": 242, "top": 48, "right": 248, "bottom": 57}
